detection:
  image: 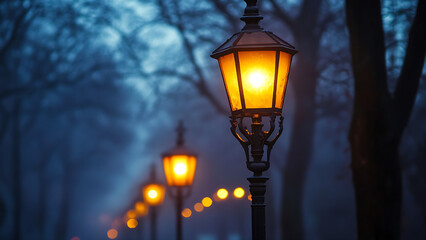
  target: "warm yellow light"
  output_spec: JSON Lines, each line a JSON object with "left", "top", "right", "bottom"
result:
{"left": 233, "top": 187, "right": 245, "bottom": 198}
{"left": 107, "top": 229, "right": 118, "bottom": 239}
{"left": 182, "top": 208, "right": 192, "bottom": 218}
{"left": 163, "top": 155, "right": 197, "bottom": 186}
{"left": 127, "top": 210, "right": 137, "bottom": 219}
{"left": 248, "top": 194, "right": 252, "bottom": 201}
{"left": 148, "top": 189, "right": 158, "bottom": 199}
{"left": 239, "top": 51, "right": 276, "bottom": 109}
{"left": 134, "top": 202, "right": 149, "bottom": 217}
{"left": 194, "top": 203, "right": 204, "bottom": 212}
{"left": 247, "top": 71, "right": 266, "bottom": 89}
{"left": 217, "top": 188, "right": 228, "bottom": 200}
{"left": 127, "top": 219, "right": 138, "bottom": 228}
{"left": 174, "top": 163, "right": 188, "bottom": 175}
{"left": 201, "top": 197, "right": 213, "bottom": 207}
{"left": 143, "top": 184, "right": 165, "bottom": 206}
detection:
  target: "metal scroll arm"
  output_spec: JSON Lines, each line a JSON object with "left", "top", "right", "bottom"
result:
{"left": 263, "top": 115, "right": 276, "bottom": 140}
{"left": 230, "top": 117, "right": 250, "bottom": 162}
{"left": 265, "top": 116, "right": 284, "bottom": 162}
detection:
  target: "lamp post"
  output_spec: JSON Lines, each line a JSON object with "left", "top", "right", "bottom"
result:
{"left": 162, "top": 121, "right": 197, "bottom": 240}
{"left": 211, "top": 0, "right": 297, "bottom": 239}
{"left": 134, "top": 201, "right": 149, "bottom": 240}
{"left": 142, "top": 166, "right": 165, "bottom": 240}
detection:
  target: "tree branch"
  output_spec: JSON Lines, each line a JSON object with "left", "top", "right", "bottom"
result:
{"left": 394, "top": 0, "right": 426, "bottom": 131}
{"left": 268, "top": 0, "right": 296, "bottom": 33}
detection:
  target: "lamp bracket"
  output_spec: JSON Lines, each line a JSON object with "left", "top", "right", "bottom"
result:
{"left": 167, "top": 186, "right": 192, "bottom": 199}
{"left": 230, "top": 115, "right": 284, "bottom": 176}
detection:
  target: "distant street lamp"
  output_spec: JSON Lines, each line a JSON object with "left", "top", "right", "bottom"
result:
{"left": 211, "top": 0, "right": 297, "bottom": 239}
{"left": 162, "top": 121, "right": 197, "bottom": 240}
{"left": 142, "top": 166, "right": 165, "bottom": 240}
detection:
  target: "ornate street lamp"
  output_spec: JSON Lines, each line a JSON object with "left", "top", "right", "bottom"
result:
{"left": 162, "top": 121, "right": 197, "bottom": 240}
{"left": 211, "top": 0, "right": 297, "bottom": 239}
{"left": 142, "top": 166, "right": 165, "bottom": 240}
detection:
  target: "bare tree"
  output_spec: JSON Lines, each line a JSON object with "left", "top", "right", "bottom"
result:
{"left": 345, "top": 0, "right": 426, "bottom": 239}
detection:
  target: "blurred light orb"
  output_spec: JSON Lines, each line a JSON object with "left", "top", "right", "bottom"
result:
{"left": 202, "top": 197, "right": 213, "bottom": 207}
{"left": 148, "top": 189, "right": 158, "bottom": 199}
{"left": 194, "top": 203, "right": 204, "bottom": 212}
{"left": 127, "top": 210, "right": 137, "bottom": 219}
{"left": 127, "top": 219, "right": 138, "bottom": 228}
{"left": 233, "top": 187, "right": 245, "bottom": 198}
{"left": 182, "top": 208, "right": 192, "bottom": 218}
{"left": 174, "top": 163, "right": 188, "bottom": 175}
{"left": 217, "top": 188, "right": 228, "bottom": 200}
{"left": 143, "top": 184, "right": 165, "bottom": 206}
{"left": 248, "top": 194, "right": 252, "bottom": 201}
{"left": 107, "top": 229, "right": 118, "bottom": 239}
{"left": 135, "top": 201, "right": 149, "bottom": 217}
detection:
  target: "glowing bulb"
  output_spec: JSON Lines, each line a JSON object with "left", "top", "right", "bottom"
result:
{"left": 148, "top": 190, "right": 158, "bottom": 199}
{"left": 217, "top": 188, "right": 228, "bottom": 200}
{"left": 202, "top": 197, "right": 213, "bottom": 207}
{"left": 174, "top": 163, "right": 188, "bottom": 175}
{"left": 233, "top": 187, "right": 245, "bottom": 198}
{"left": 107, "top": 229, "right": 118, "bottom": 239}
{"left": 127, "top": 210, "right": 137, "bottom": 219}
{"left": 248, "top": 71, "right": 266, "bottom": 89}
{"left": 127, "top": 219, "right": 138, "bottom": 228}
{"left": 182, "top": 208, "right": 192, "bottom": 218}
{"left": 194, "top": 203, "right": 204, "bottom": 212}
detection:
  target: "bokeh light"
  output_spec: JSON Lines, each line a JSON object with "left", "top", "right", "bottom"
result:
{"left": 217, "top": 188, "right": 228, "bottom": 200}
{"left": 148, "top": 189, "right": 158, "bottom": 199}
{"left": 194, "top": 202, "right": 204, "bottom": 212}
{"left": 127, "top": 219, "right": 138, "bottom": 228}
{"left": 127, "top": 210, "right": 137, "bottom": 219}
{"left": 233, "top": 187, "right": 245, "bottom": 198}
{"left": 143, "top": 184, "right": 166, "bottom": 206}
{"left": 248, "top": 194, "right": 252, "bottom": 201}
{"left": 135, "top": 201, "right": 149, "bottom": 217}
{"left": 202, "top": 197, "right": 213, "bottom": 207}
{"left": 107, "top": 229, "right": 118, "bottom": 239}
{"left": 182, "top": 208, "right": 192, "bottom": 218}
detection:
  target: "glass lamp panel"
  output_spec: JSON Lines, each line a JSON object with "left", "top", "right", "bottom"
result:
{"left": 275, "top": 52, "right": 292, "bottom": 108}
{"left": 186, "top": 156, "right": 197, "bottom": 186}
{"left": 162, "top": 156, "right": 173, "bottom": 186}
{"left": 218, "top": 53, "right": 242, "bottom": 111}
{"left": 238, "top": 51, "right": 276, "bottom": 109}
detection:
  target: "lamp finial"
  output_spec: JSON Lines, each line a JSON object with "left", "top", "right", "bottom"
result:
{"left": 240, "top": 0, "right": 263, "bottom": 31}
{"left": 176, "top": 120, "right": 185, "bottom": 146}
{"left": 150, "top": 164, "right": 157, "bottom": 181}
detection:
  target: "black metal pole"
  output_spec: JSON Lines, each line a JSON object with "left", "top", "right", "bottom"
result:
{"left": 138, "top": 218, "right": 144, "bottom": 240}
{"left": 248, "top": 176, "right": 268, "bottom": 240}
{"left": 151, "top": 207, "right": 157, "bottom": 240}
{"left": 176, "top": 188, "right": 183, "bottom": 240}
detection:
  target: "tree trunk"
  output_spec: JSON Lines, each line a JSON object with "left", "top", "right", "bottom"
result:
{"left": 349, "top": 116, "right": 402, "bottom": 239}
{"left": 345, "top": 0, "right": 426, "bottom": 239}
{"left": 12, "top": 99, "right": 21, "bottom": 240}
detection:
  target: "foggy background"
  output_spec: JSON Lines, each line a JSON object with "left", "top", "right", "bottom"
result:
{"left": 1, "top": 0, "right": 425, "bottom": 240}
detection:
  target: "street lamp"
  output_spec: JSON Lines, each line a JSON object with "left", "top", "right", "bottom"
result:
{"left": 162, "top": 121, "right": 197, "bottom": 240}
{"left": 142, "top": 166, "right": 165, "bottom": 240}
{"left": 211, "top": 0, "right": 297, "bottom": 239}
